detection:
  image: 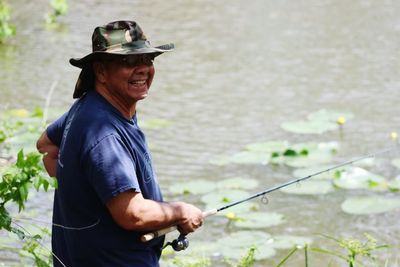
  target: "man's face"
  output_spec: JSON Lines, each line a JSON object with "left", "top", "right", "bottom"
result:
{"left": 99, "top": 54, "right": 156, "bottom": 103}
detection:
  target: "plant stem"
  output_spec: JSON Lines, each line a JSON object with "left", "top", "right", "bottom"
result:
{"left": 275, "top": 247, "right": 298, "bottom": 267}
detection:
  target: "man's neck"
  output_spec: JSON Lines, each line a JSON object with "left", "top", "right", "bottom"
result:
{"left": 95, "top": 87, "right": 136, "bottom": 120}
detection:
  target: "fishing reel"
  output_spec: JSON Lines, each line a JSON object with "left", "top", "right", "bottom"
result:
{"left": 163, "top": 234, "right": 189, "bottom": 251}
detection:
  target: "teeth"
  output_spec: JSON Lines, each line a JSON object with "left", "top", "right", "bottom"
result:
{"left": 130, "top": 80, "right": 146, "bottom": 85}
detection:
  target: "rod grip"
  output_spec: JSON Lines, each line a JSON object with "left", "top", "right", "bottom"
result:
{"left": 140, "top": 209, "right": 218, "bottom": 242}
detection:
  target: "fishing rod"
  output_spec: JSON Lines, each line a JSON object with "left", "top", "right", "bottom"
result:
{"left": 141, "top": 145, "right": 399, "bottom": 246}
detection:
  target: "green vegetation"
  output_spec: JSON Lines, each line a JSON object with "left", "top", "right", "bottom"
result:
{"left": 0, "top": 108, "right": 56, "bottom": 266}
{"left": 45, "top": 0, "right": 68, "bottom": 25}
{"left": 313, "top": 234, "right": 390, "bottom": 267}
{"left": 0, "top": 0, "right": 16, "bottom": 43}
{"left": 0, "top": 0, "right": 69, "bottom": 43}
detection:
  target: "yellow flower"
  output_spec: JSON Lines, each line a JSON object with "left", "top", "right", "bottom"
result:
{"left": 336, "top": 116, "right": 346, "bottom": 125}
{"left": 10, "top": 109, "right": 30, "bottom": 118}
{"left": 225, "top": 212, "right": 236, "bottom": 220}
{"left": 390, "top": 132, "right": 398, "bottom": 141}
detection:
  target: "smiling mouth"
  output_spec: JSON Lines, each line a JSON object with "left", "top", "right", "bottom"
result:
{"left": 129, "top": 80, "right": 147, "bottom": 87}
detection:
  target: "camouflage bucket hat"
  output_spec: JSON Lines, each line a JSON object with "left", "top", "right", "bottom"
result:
{"left": 70, "top": 20, "right": 174, "bottom": 98}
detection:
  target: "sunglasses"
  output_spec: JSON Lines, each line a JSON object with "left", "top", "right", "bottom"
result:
{"left": 117, "top": 54, "right": 155, "bottom": 66}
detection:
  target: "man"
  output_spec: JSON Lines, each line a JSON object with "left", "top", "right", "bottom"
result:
{"left": 36, "top": 20, "right": 204, "bottom": 267}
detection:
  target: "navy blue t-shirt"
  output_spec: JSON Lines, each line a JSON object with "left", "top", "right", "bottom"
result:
{"left": 47, "top": 91, "right": 164, "bottom": 267}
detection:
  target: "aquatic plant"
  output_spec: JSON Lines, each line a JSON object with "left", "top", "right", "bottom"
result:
{"left": 45, "top": 0, "right": 68, "bottom": 25}
{"left": 0, "top": 108, "right": 56, "bottom": 266}
{"left": 0, "top": 0, "right": 16, "bottom": 43}
{"left": 224, "top": 246, "right": 257, "bottom": 267}
{"left": 281, "top": 109, "right": 354, "bottom": 134}
{"left": 313, "top": 233, "right": 390, "bottom": 267}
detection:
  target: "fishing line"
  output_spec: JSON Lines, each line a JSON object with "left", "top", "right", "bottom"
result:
{"left": 142, "top": 145, "right": 400, "bottom": 243}
{"left": 10, "top": 217, "right": 100, "bottom": 267}
{"left": 11, "top": 220, "right": 67, "bottom": 267}
{"left": 13, "top": 217, "right": 100, "bottom": 230}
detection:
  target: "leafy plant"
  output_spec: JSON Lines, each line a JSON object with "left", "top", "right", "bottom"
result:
{"left": 172, "top": 256, "right": 211, "bottom": 267}
{"left": 0, "top": 150, "right": 55, "bottom": 266}
{"left": 313, "top": 233, "right": 390, "bottom": 267}
{"left": 45, "top": 0, "right": 68, "bottom": 25}
{"left": 236, "top": 246, "right": 257, "bottom": 267}
{"left": 225, "top": 246, "right": 257, "bottom": 267}
{"left": 0, "top": 0, "right": 16, "bottom": 43}
{"left": 0, "top": 108, "right": 56, "bottom": 266}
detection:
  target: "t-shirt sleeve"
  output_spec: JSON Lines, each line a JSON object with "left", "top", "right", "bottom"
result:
{"left": 46, "top": 112, "right": 68, "bottom": 146}
{"left": 85, "top": 134, "right": 140, "bottom": 203}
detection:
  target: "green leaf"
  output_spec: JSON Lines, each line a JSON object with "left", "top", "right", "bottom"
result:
{"left": 391, "top": 158, "right": 400, "bottom": 169}
{"left": 229, "top": 151, "right": 271, "bottom": 165}
{"left": 269, "top": 235, "right": 313, "bottom": 249}
{"left": 19, "top": 183, "right": 29, "bottom": 202}
{"left": 11, "top": 227, "right": 26, "bottom": 240}
{"left": 307, "top": 109, "right": 354, "bottom": 122}
{"left": 201, "top": 190, "right": 250, "bottom": 207}
{"left": 245, "top": 141, "right": 290, "bottom": 153}
{"left": 216, "top": 231, "right": 275, "bottom": 260}
{"left": 281, "top": 120, "right": 338, "bottom": 134}
{"left": 0, "top": 206, "right": 12, "bottom": 230}
{"left": 341, "top": 196, "right": 400, "bottom": 215}
{"left": 216, "top": 177, "right": 259, "bottom": 190}
{"left": 292, "top": 165, "right": 342, "bottom": 180}
{"left": 233, "top": 211, "right": 286, "bottom": 228}
{"left": 333, "top": 167, "right": 387, "bottom": 191}
{"left": 169, "top": 180, "right": 216, "bottom": 195}
{"left": 283, "top": 149, "right": 297, "bottom": 157}
{"left": 16, "top": 149, "right": 24, "bottom": 168}
{"left": 280, "top": 180, "right": 335, "bottom": 195}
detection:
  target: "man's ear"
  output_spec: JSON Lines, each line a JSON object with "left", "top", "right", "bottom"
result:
{"left": 93, "top": 61, "right": 107, "bottom": 83}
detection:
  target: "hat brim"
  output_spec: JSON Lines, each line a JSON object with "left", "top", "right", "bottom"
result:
{"left": 69, "top": 43, "right": 174, "bottom": 69}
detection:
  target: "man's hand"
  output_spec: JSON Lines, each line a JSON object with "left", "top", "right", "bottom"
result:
{"left": 36, "top": 131, "right": 59, "bottom": 177}
{"left": 174, "top": 202, "right": 203, "bottom": 235}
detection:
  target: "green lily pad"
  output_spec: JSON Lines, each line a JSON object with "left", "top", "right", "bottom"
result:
{"left": 341, "top": 196, "right": 400, "bottom": 215}
{"left": 280, "top": 180, "right": 335, "bottom": 195}
{"left": 245, "top": 141, "right": 290, "bottom": 153}
{"left": 168, "top": 180, "right": 217, "bottom": 195}
{"left": 173, "top": 231, "right": 276, "bottom": 261}
{"left": 209, "top": 151, "right": 270, "bottom": 166}
{"left": 215, "top": 202, "right": 260, "bottom": 216}
{"left": 388, "top": 177, "right": 400, "bottom": 192}
{"left": 268, "top": 235, "right": 313, "bottom": 249}
{"left": 292, "top": 165, "right": 344, "bottom": 180}
{"left": 284, "top": 150, "right": 333, "bottom": 168}
{"left": 333, "top": 167, "right": 387, "bottom": 191}
{"left": 209, "top": 155, "right": 231, "bottom": 166}
{"left": 217, "top": 177, "right": 259, "bottom": 190}
{"left": 392, "top": 158, "right": 400, "bottom": 169}
{"left": 270, "top": 142, "right": 338, "bottom": 167}
{"left": 216, "top": 231, "right": 276, "bottom": 260}
{"left": 201, "top": 190, "right": 250, "bottom": 207}
{"left": 282, "top": 142, "right": 338, "bottom": 168}
{"left": 307, "top": 109, "right": 354, "bottom": 122}
{"left": 290, "top": 141, "right": 339, "bottom": 153}
{"left": 234, "top": 211, "right": 285, "bottom": 228}
{"left": 139, "top": 118, "right": 172, "bottom": 129}
{"left": 281, "top": 120, "right": 338, "bottom": 134}
{"left": 281, "top": 109, "right": 353, "bottom": 135}
{"left": 230, "top": 151, "right": 270, "bottom": 165}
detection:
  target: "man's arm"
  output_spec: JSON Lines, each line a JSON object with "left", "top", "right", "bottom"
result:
{"left": 106, "top": 190, "right": 203, "bottom": 234}
{"left": 36, "top": 131, "right": 59, "bottom": 177}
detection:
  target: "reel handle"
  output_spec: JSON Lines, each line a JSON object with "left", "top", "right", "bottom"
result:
{"left": 141, "top": 208, "right": 217, "bottom": 242}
